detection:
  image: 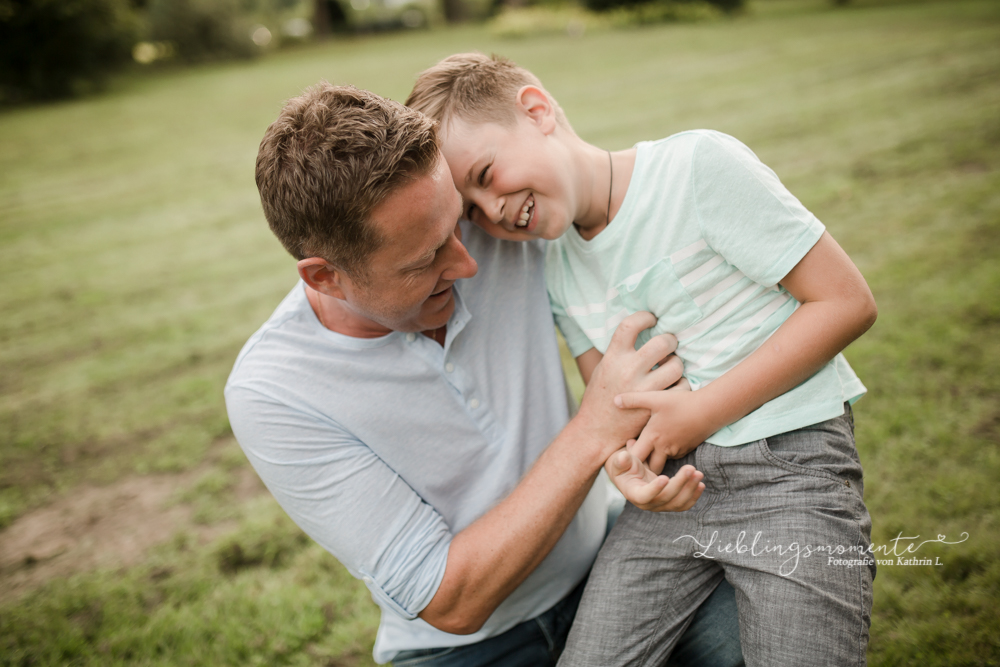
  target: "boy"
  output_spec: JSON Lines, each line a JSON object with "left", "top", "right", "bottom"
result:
{"left": 407, "top": 53, "right": 877, "bottom": 665}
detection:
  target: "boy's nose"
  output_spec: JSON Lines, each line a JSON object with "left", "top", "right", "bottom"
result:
{"left": 481, "top": 194, "right": 505, "bottom": 225}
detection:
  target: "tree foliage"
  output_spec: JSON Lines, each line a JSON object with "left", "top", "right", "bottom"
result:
{"left": 0, "top": 0, "right": 139, "bottom": 102}
{"left": 146, "top": 0, "right": 256, "bottom": 63}
{"left": 582, "top": 0, "right": 742, "bottom": 14}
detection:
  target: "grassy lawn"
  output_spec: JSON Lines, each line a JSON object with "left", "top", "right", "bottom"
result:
{"left": 1, "top": 0, "right": 998, "bottom": 663}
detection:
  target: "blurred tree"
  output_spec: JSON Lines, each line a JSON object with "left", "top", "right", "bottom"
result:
{"left": 0, "top": 0, "right": 139, "bottom": 102}
{"left": 583, "top": 0, "right": 742, "bottom": 12}
{"left": 147, "top": 0, "right": 257, "bottom": 62}
{"left": 312, "top": 0, "right": 347, "bottom": 36}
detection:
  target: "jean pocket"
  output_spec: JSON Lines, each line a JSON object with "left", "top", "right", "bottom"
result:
{"left": 757, "top": 413, "right": 863, "bottom": 491}
{"left": 391, "top": 646, "right": 457, "bottom": 666}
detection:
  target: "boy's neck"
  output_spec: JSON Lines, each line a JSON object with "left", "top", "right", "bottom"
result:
{"left": 570, "top": 140, "right": 637, "bottom": 241}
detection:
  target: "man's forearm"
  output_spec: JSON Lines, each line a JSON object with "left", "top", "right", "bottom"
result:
{"left": 418, "top": 312, "right": 680, "bottom": 635}
{"left": 417, "top": 414, "right": 610, "bottom": 634}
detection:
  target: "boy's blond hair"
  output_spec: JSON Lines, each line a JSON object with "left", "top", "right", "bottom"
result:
{"left": 406, "top": 52, "right": 568, "bottom": 129}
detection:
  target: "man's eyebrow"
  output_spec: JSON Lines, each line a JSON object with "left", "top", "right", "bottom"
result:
{"left": 401, "top": 224, "right": 453, "bottom": 271}
{"left": 401, "top": 248, "right": 436, "bottom": 271}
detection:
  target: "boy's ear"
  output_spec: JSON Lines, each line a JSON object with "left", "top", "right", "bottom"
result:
{"left": 515, "top": 85, "right": 557, "bottom": 135}
{"left": 297, "top": 257, "right": 349, "bottom": 300}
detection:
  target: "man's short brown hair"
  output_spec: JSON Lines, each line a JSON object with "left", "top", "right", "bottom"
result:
{"left": 406, "top": 52, "right": 566, "bottom": 129}
{"left": 255, "top": 83, "right": 439, "bottom": 278}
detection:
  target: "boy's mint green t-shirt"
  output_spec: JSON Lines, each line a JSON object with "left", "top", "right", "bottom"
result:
{"left": 546, "top": 130, "right": 866, "bottom": 447}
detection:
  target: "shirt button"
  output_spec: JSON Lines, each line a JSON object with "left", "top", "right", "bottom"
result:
{"left": 362, "top": 576, "right": 373, "bottom": 584}
{"left": 469, "top": 398, "right": 480, "bottom": 409}
{"left": 445, "top": 363, "right": 455, "bottom": 373}
{"left": 405, "top": 333, "right": 416, "bottom": 342}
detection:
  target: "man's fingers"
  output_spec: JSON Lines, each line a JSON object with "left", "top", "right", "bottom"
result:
{"left": 644, "top": 355, "right": 684, "bottom": 391}
{"left": 667, "top": 377, "right": 692, "bottom": 393}
{"left": 635, "top": 333, "right": 679, "bottom": 370}
{"left": 607, "top": 312, "right": 657, "bottom": 353}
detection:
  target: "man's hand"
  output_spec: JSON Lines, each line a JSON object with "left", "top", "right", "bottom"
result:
{"left": 575, "top": 312, "right": 684, "bottom": 460}
{"left": 606, "top": 439, "right": 704, "bottom": 512}
{"left": 615, "top": 388, "right": 715, "bottom": 474}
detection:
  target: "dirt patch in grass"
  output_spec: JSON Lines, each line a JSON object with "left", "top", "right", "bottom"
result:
{"left": 0, "top": 462, "right": 264, "bottom": 604}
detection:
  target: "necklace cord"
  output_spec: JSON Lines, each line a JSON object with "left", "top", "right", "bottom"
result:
{"left": 606, "top": 150, "right": 613, "bottom": 225}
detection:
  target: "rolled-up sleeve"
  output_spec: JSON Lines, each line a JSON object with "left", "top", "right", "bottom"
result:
{"left": 225, "top": 384, "right": 451, "bottom": 619}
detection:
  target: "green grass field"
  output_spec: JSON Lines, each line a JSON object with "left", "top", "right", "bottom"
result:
{"left": 1, "top": 0, "right": 999, "bottom": 663}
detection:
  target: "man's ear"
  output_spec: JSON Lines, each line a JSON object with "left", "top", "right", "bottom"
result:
{"left": 297, "top": 257, "right": 349, "bottom": 300}
{"left": 515, "top": 85, "right": 557, "bottom": 135}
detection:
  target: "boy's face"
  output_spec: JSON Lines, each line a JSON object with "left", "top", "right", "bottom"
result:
{"left": 439, "top": 112, "right": 576, "bottom": 243}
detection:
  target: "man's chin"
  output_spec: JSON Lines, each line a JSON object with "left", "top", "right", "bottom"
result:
{"left": 420, "top": 293, "right": 455, "bottom": 330}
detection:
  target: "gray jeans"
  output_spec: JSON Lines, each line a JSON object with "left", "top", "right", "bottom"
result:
{"left": 559, "top": 405, "right": 874, "bottom": 667}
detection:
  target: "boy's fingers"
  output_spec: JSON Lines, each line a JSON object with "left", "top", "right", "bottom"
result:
{"left": 629, "top": 430, "right": 655, "bottom": 465}
{"left": 628, "top": 475, "right": 670, "bottom": 506}
{"left": 605, "top": 448, "right": 634, "bottom": 479}
{"left": 661, "top": 465, "right": 697, "bottom": 498}
{"left": 614, "top": 391, "right": 657, "bottom": 410}
{"left": 663, "top": 467, "right": 704, "bottom": 510}
{"left": 648, "top": 449, "right": 668, "bottom": 476}
{"left": 661, "top": 481, "right": 705, "bottom": 511}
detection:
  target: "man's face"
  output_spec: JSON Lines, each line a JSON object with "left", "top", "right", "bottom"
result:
{"left": 339, "top": 155, "right": 478, "bottom": 333}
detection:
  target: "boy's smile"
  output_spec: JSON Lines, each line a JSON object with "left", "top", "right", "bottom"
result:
{"left": 438, "top": 86, "right": 633, "bottom": 244}
{"left": 439, "top": 111, "right": 579, "bottom": 243}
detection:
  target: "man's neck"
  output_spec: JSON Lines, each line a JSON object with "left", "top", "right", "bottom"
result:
{"left": 305, "top": 284, "right": 390, "bottom": 338}
{"left": 304, "top": 284, "right": 446, "bottom": 346}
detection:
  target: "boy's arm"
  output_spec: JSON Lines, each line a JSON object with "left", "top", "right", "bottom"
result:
{"left": 618, "top": 232, "right": 877, "bottom": 475}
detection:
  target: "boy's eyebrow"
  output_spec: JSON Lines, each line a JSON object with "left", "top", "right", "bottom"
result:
{"left": 463, "top": 155, "right": 487, "bottom": 187}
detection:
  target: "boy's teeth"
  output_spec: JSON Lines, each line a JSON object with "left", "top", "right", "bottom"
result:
{"left": 516, "top": 198, "right": 533, "bottom": 228}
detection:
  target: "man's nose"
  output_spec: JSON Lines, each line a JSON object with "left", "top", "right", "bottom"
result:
{"left": 443, "top": 233, "right": 478, "bottom": 280}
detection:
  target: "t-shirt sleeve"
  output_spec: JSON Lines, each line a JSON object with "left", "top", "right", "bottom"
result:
{"left": 691, "top": 131, "right": 825, "bottom": 287}
{"left": 225, "top": 385, "right": 451, "bottom": 620}
{"left": 550, "top": 297, "right": 593, "bottom": 358}
{"left": 545, "top": 243, "right": 595, "bottom": 358}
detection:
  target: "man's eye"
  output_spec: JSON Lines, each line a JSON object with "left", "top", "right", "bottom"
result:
{"left": 466, "top": 203, "right": 478, "bottom": 221}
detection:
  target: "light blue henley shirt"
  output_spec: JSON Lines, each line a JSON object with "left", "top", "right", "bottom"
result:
{"left": 225, "top": 223, "right": 608, "bottom": 663}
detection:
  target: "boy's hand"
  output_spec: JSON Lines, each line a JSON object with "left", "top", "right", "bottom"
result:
{"left": 576, "top": 312, "right": 684, "bottom": 456}
{"left": 615, "top": 387, "right": 716, "bottom": 474}
{"left": 605, "top": 440, "right": 705, "bottom": 512}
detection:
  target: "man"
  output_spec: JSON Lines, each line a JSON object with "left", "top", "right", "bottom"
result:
{"left": 226, "top": 82, "right": 742, "bottom": 665}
